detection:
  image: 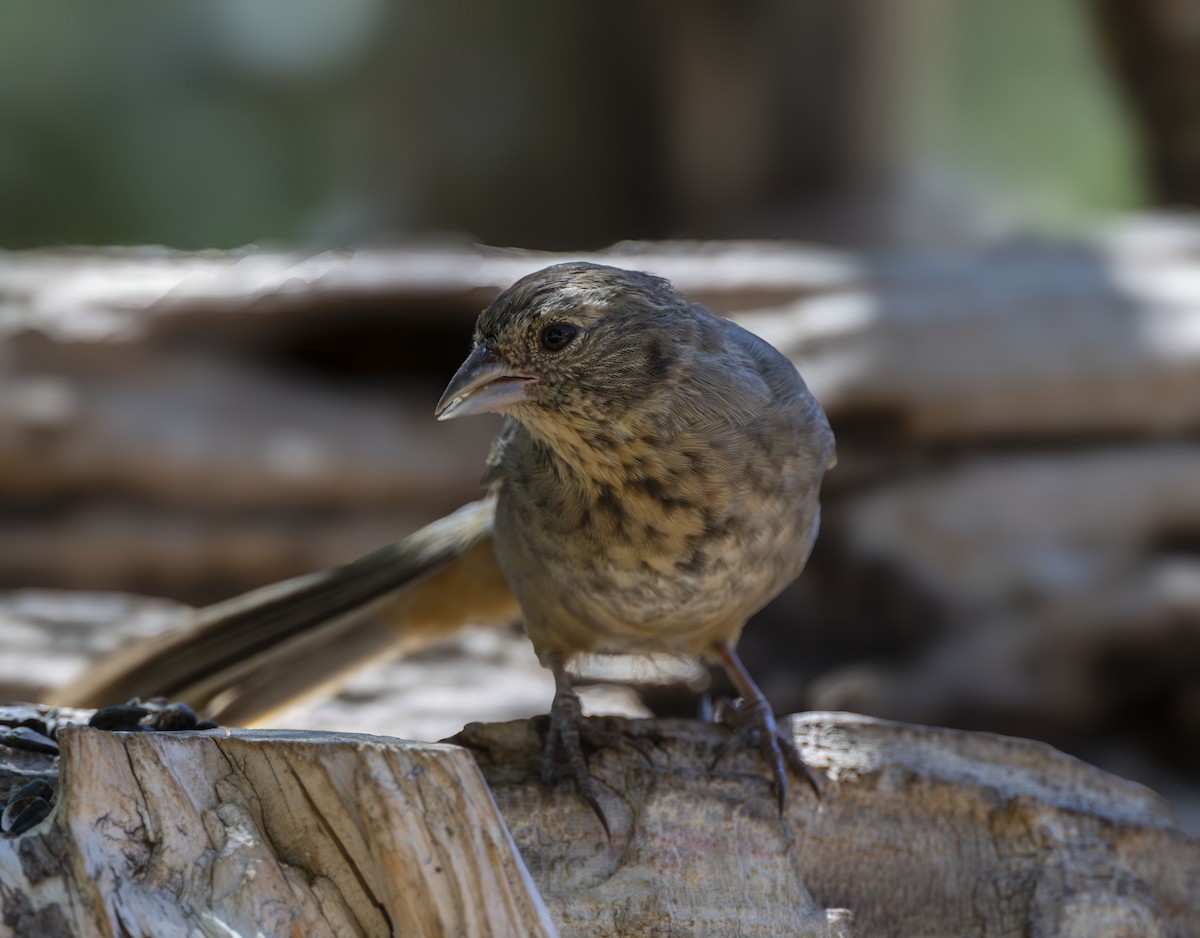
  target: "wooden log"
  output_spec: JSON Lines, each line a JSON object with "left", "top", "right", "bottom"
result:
{"left": 2, "top": 724, "right": 555, "bottom": 937}
{"left": 457, "top": 714, "right": 1200, "bottom": 937}
{"left": 1, "top": 711, "right": 1195, "bottom": 936}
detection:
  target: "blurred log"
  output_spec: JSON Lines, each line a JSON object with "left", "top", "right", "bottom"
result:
{"left": 0, "top": 241, "right": 852, "bottom": 600}
{"left": 1, "top": 711, "right": 1196, "bottom": 937}
{"left": 839, "top": 444, "right": 1200, "bottom": 607}
{"left": 7, "top": 230, "right": 1200, "bottom": 444}
{"left": 5, "top": 225, "right": 1200, "bottom": 598}
{"left": 0, "top": 241, "right": 855, "bottom": 343}
{"left": 810, "top": 444, "right": 1200, "bottom": 767}
{"left": 749, "top": 224, "right": 1200, "bottom": 442}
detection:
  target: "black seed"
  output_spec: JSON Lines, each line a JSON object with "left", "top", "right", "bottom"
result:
{"left": 2, "top": 796, "right": 51, "bottom": 835}
{"left": 89, "top": 704, "right": 150, "bottom": 732}
{"left": 6, "top": 779, "right": 55, "bottom": 806}
{"left": 146, "top": 703, "right": 200, "bottom": 732}
{"left": 17, "top": 718, "right": 49, "bottom": 737}
{"left": 0, "top": 728, "right": 59, "bottom": 755}
{"left": 0, "top": 706, "right": 49, "bottom": 736}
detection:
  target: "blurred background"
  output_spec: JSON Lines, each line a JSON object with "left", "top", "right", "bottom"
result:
{"left": 0, "top": 0, "right": 1148, "bottom": 250}
{"left": 3, "top": 2, "right": 1200, "bottom": 828}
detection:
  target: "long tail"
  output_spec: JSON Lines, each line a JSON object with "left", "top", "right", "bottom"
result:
{"left": 45, "top": 496, "right": 518, "bottom": 726}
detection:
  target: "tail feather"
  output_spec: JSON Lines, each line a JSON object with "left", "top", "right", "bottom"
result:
{"left": 46, "top": 496, "right": 519, "bottom": 725}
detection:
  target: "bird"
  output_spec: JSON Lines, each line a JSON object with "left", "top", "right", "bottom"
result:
{"left": 51, "top": 261, "right": 836, "bottom": 822}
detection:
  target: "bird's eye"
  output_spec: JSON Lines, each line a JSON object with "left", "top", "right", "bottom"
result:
{"left": 539, "top": 322, "right": 578, "bottom": 352}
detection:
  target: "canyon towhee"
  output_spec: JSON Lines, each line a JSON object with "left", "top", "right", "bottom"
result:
{"left": 55, "top": 262, "right": 836, "bottom": 819}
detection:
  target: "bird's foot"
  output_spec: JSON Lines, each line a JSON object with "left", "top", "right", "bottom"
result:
{"left": 542, "top": 687, "right": 655, "bottom": 836}
{"left": 542, "top": 687, "right": 615, "bottom": 834}
{"left": 713, "top": 696, "right": 820, "bottom": 811}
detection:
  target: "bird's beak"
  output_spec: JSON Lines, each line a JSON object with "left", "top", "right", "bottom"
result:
{"left": 435, "top": 345, "right": 537, "bottom": 421}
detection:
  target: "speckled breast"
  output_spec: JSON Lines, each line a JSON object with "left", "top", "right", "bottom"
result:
{"left": 493, "top": 427, "right": 825, "bottom": 658}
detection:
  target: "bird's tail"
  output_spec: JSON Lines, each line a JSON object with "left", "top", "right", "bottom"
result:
{"left": 45, "top": 496, "right": 518, "bottom": 726}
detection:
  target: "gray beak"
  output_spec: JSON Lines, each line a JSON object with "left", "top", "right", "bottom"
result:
{"left": 435, "top": 345, "right": 538, "bottom": 421}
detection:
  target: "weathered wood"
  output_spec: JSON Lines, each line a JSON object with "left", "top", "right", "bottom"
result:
{"left": 1, "top": 713, "right": 1195, "bottom": 937}
{"left": 456, "top": 714, "right": 1200, "bottom": 937}
{"left": 1, "top": 725, "right": 555, "bottom": 937}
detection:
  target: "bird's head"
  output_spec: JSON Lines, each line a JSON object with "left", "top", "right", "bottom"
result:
{"left": 435, "top": 262, "right": 691, "bottom": 432}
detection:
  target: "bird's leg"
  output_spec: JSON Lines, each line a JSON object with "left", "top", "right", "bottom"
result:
{"left": 710, "top": 639, "right": 820, "bottom": 810}
{"left": 543, "top": 652, "right": 613, "bottom": 834}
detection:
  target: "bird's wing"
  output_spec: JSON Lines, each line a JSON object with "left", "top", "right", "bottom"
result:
{"left": 720, "top": 315, "right": 838, "bottom": 469}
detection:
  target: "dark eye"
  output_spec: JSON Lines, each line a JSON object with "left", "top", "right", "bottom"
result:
{"left": 539, "top": 322, "right": 578, "bottom": 352}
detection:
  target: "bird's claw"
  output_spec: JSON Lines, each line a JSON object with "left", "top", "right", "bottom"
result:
{"left": 543, "top": 689, "right": 653, "bottom": 836}
{"left": 543, "top": 689, "right": 612, "bottom": 835}
{"left": 713, "top": 697, "right": 820, "bottom": 811}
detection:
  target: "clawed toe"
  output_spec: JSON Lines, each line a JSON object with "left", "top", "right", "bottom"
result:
{"left": 713, "top": 698, "right": 820, "bottom": 810}
{"left": 541, "top": 655, "right": 665, "bottom": 836}
{"left": 543, "top": 682, "right": 643, "bottom": 836}
{"left": 545, "top": 728, "right": 607, "bottom": 828}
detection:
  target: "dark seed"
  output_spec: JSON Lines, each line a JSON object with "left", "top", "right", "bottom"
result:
{"left": 146, "top": 703, "right": 199, "bottom": 732}
{"left": 0, "top": 705, "right": 49, "bottom": 733}
{"left": 6, "top": 779, "right": 55, "bottom": 806}
{"left": 89, "top": 704, "right": 150, "bottom": 731}
{"left": 2, "top": 796, "right": 51, "bottom": 835}
{"left": 0, "top": 727, "right": 59, "bottom": 755}
{"left": 16, "top": 717, "right": 50, "bottom": 737}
